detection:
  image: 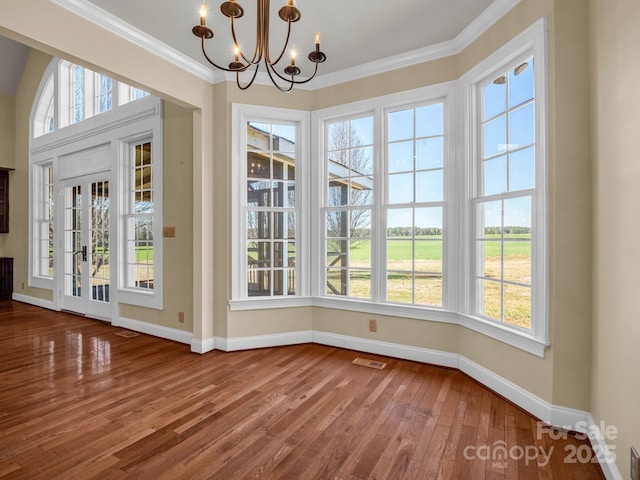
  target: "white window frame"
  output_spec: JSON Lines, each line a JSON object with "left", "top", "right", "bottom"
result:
{"left": 460, "top": 18, "right": 548, "bottom": 352}
{"left": 117, "top": 122, "right": 164, "bottom": 310}
{"left": 312, "top": 83, "right": 458, "bottom": 324}
{"left": 29, "top": 160, "right": 55, "bottom": 289}
{"left": 229, "top": 104, "right": 311, "bottom": 310}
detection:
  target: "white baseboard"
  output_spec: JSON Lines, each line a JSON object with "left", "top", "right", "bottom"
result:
{"left": 458, "top": 355, "right": 591, "bottom": 431}
{"left": 585, "top": 413, "right": 623, "bottom": 480}
{"left": 12, "top": 293, "right": 58, "bottom": 311}
{"left": 113, "top": 316, "right": 192, "bottom": 345}
{"left": 312, "top": 331, "right": 459, "bottom": 368}
{"left": 222, "top": 331, "right": 313, "bottom": 352}
{"left": 191, "top": 337, "right": 217, "bottom": 354}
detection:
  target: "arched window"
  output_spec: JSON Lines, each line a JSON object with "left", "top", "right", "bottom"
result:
{"left": 33, "top": 60, "right": 150, "bottom": 138}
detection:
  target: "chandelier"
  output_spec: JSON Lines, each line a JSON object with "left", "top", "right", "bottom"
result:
{"left": 192, "top": 0, "right": 327, "bottom": 92}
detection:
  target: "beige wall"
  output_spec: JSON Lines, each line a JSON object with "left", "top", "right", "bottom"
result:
{"left": 0, "top": 93, "right": 16, "bottom": 256}
{"left": 590, "top": 0, "right": 640, "bottom": 477}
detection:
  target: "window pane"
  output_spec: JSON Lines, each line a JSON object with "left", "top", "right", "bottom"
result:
{"left": 414, "top": 274, "right": 442, "bottom": 307}
{"left": 247, "top": 180, "right": 271, "bottom": 207}
{"left": 509, "top": 103, "right": 535, "bottom": 149}
{"left": 415, "top": 241, "right": 441, "bottom": 273}
{"left": 247, "top": 154, "right": 271, "bottom": 178}
{"left": 504, "top": 240, "right": 531, "bottom": 284}
{"left": 416, "top": 137, "right": 443, "bottom": 170}
{"left": 326, "top": 240, "right": 347, "bottom": 267}
{"left": 387, "top": 272, "right": 413, "bottom": 303}
{"left": 504, "top": 283, "right": 531, "bottom": 329}
{"left": 416, "top": 170, "right": 443, "bottom": 202}
{"left": 481, "top": 240, "right": 501, "bottom": 279}
{"left": 388, "top": 141, "right": 414, "bottom": 173}
{"left": 479, "top": 201, "right": 502, "bottom": 237}
{"left": 509, "top": 59, "right": 534, "bottom": 108}
{"left": 483, "top": 115, "right": 507, "bottom": 158}
{"left": 326, "top": 211, "right": 348, "bottom": 238}
{"left": 351, "top": 209, "right": 371, "bottom": 238}
{"left": 349, "top": 270, "right": 371, "bottom": 299}
{"left": 483, "top": 155, "right": 507, "bottom": 196}
{"left": 351, "top": 240, "right": 370, "bottom": 270}
{"left": 416, "top": 103, "right": 443, "bottom": 137}
{"left": 509, "top": 147, "right": 535, "bottom": 192}
{"left": 351, "top": 179, "right": 373, "bottom": 206}
{"left": 351, "top": 116, "right": 374, "bottom": 146}
{"left": 326, "top": 268, "right": 346, "bottom": 295}
{"left": 388, "top": 109, "right": 413, "bottom": 142}
{"left": 387, "top": 208, "right": 413, "bottom": 237}
{"left": 504, "top": 196, "right": 531, "bottom": 232}
{"left": 481, "top": 279, "right": 501, "bottom": 320}
{"left": 415, "top": 207, "right": 442, "bottom": 234}
{"left": 387, "top": 239, "right": 412, "bottom": 271}
{"left": 351, "top": 147, "right": 373, "bottom": 175}
{"left": 248, "top": 269, "right": 271, "bottom": 297}
{"left": 483, "top": 79, "right": 506, "bottom": 120}
{"left": 273, "top": 181, "right": 295, "bottom": 208}
{"left": 328, "top": 121, "right": 349, "bottom": 151}
{"left": 273, "top": 125, "right": 295, "bottom": 152}
{"left": 388, "top": 173, "right": 414, "bottom": 204}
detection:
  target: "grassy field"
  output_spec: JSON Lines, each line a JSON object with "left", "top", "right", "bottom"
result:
{"left": 329, "top": 233, "right": 532, "bottom": 329}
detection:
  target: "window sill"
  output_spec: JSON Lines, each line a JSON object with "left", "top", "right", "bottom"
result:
{"left": 228, "top": 295, "right": 549, "bottom": 357}
{"left": 117, "top": 288, "right": 163, "bottom": 310}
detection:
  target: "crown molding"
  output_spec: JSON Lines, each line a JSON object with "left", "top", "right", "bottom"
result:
{"left": 51, "top": 0, "right": 522, "bottom": 90}
{"left": 51, "top": 0, "right": 217, "bottom": 84}
{"left": 311, "top": 0, "right": 523, "bottom": 89}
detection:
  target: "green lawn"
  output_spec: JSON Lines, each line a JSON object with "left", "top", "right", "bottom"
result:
{"left": 348, "top": 234, "right": 531, "bottom": 261}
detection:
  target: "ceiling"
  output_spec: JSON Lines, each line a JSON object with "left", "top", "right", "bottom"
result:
{"left": 1, "top": 0, "right": 520, "bottom": 93}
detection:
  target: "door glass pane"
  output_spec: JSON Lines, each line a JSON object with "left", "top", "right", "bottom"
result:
{"left": 64, "top": 185, "right": 82, "bottom": 298}
{"left": 90, "top": 180, "right": 110, "bottom": 303}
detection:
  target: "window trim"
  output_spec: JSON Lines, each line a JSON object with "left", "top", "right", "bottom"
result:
{"left": 117, "top": 125, "right": 164, "bottom": 310}
{"left": 312, "top": 83, "right": 457, "bottom": 308}
{"left": 460, "top": 18, "right": 548, "bottom": 348}
{"left": 230, "top": 104, "right": 311, "bottom": 308}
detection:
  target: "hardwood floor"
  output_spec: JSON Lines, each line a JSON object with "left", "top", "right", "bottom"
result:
{"left": 0, "top": 301, "right": 604, "bottom": 479}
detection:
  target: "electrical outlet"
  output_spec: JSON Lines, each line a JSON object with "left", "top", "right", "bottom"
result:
{"left": 631, "top": 446, "right": 640, "bottom": 480}
{"left": 21, "top": 282, "right": 24, "bottom": 290}
{"left": 369, "top": 319, "right": 377, "bottom": 332}
{"left": 178, "top": 312, "right": 185, "bottom": 323}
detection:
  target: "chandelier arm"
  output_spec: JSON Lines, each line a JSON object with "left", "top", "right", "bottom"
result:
{"left": 268, "top": 59, "right": 319, "bottom": 85}
{"left": 236, "top": 64, "right": 261, "bottom": 90}
{"left": 231, "top": 16, "right": 260, "bottom": 65}
{"left": 201, "top": 36, "right": 250, "bottom": 72}
{"left": 264, "top": 61, "right": 295, "bottom": 93}
{"left": 266, "top": 20, "right": 292, "bottom": 66}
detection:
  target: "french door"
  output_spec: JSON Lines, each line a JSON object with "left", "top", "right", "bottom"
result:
{"left": 61, "top": 173, "right": 112, "bottom": 319}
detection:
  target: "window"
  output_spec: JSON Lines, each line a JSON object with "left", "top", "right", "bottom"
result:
{"left": 33, "top": 61, "right": 149, "bottom": 136}
{"left": 461, "top": 18, "right": 547, "bottom": 350}
{"left": 325, "top": 115, "right": 374, "bottom": 299}
{"left": 475, "top": 59, "right": 535, "bottom": 329}
{"left": 124, "top": 141, "right": 154, "bottom": 291}
{"left": 32, "top": 163, "right": 54, "bottom": 281}
{"left": 316, "top": 84, "right": 453, "bottom": 314}
{"left": 385, "top": 103, "right": 445, "bottom": 307}
{"left": 231, "top": 105, "right": 310, "bottom": 305}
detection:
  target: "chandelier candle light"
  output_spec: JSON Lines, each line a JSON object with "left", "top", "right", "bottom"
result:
{"left": 192, "top": 0, "right": 327, "bottom": 92}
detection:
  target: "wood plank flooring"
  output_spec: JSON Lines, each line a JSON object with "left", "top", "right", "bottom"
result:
{"left": 0, "top": 302, "right": 604, "bottom": 479}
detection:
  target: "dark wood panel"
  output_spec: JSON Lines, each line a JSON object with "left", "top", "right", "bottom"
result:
{"left": 0, "top": 302, "right": 605, "bottom": 479}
